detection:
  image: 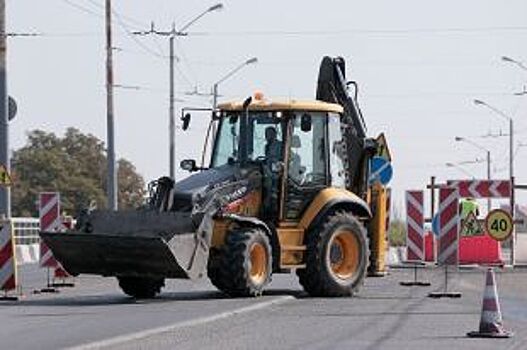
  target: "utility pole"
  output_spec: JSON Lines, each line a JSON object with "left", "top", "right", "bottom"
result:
{"left": 105, "top": 0, "right": 117, "bottom": 210}
{"left": 0, "top": 0, "right": 10, "bottom": 217}
{"left": 169, "top": 35, "right": 175, "bottom": 179}
{"left": 133, "top": 4, "right": 223, "bottom": 179}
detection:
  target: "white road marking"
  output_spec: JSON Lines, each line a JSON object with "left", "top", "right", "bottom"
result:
{"left": 67, "top": 295, "right": 294, "bottom": 350}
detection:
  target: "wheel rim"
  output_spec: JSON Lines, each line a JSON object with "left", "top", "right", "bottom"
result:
{"left": 327, "top": 229, "right": 360, "bottom": 280}
{"left": 249, "top": 242, "right": 268, "bottom": 285}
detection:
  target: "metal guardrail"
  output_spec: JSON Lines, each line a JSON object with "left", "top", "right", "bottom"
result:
{"left": 12, "top": 217, "right": 40, "bottom": 245}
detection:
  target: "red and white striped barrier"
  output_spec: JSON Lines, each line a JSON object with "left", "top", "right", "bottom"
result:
{"left": 447, "top": 180, "right": 511, "bottom": 199}
{"left": 406, "top": 190, "right": 425, "bottom": 262}
{"left": 0, "top": 219, "right": 17, "bottom": 292}
{"left": 39, "top": 192, "right": 62, "bottom": 268}
{"left": 438, "top": 187, "right": 460, "bottom": 265}
{"left": 54, "top": 215, "right": 74, "bottom": 278}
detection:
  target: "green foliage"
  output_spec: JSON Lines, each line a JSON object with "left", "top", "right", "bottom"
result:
{"left": 388, "top": 205, "right": 406, "bottom": 246}
{"left": 388, "top": 219, "right": 407, "bottom": 247}
{"left": 11, "top": 128, "right": 146, "bottom": 217}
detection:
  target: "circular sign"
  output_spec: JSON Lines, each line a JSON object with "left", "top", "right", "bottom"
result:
{"left": 369, "top": 156, "right": 393, "bottom": 185}
{"left": 431, "top": 213, "right": 440, "bottom": 236}
{"left": 484, "top": 209, "right": 513, "bottom": 241}
{"left": 8, "top": 96, "right": 17, "bottom": 121}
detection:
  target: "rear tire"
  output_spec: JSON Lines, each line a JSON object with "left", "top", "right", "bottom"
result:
{"left": 297, "top": 212, "right": 369, "bottom": 297}
{"left": 212, "top": 228, "right": 272, "bottom": 297}
{"left": 117, "top": 276, "right": 164, "bottom": 299}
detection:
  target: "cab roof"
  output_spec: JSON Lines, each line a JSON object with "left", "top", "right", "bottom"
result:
{"left": 218, "top": 98, "right": 344, "bottom": 114}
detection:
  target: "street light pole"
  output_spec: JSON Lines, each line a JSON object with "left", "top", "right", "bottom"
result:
{"left": 133, "top": 4, "right": 223, "bottom": 179}
{"left": 212, "top": 57, "right": 258, "bottom": 109}
{"left": 454, "top": 136, "right": 492, "bottom": 210}
{"left": 473, "top": 99, "right": 515, "bottom": 265}
{"left": 445, "top": 162, "right": 476, "bottom": 179}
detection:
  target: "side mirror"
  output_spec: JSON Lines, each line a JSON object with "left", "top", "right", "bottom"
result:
{"left": 180, "top": 159, "right": 196, "bottom": 172}
{"left": 181, "top": 113, "right": 191, "bottom": 131}
{"left": 300, "top": 113, "right": 312, "bottom": 132}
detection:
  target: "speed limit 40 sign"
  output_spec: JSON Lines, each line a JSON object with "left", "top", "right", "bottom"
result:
{"left": 484, "top": 209, "right": 514, "bottom": 241}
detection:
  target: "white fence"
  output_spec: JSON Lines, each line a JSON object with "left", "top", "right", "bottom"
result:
{"left": 12, "top": 217, "right": 40, "bottom": 245}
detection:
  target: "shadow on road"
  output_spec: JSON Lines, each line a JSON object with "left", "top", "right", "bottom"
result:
{"left": 0, "top": 288, "right": 304, "bottom": 307}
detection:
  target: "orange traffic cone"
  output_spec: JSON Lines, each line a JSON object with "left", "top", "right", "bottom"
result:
{"left": 467, "top": 268, "right": 513, "bottom": 338}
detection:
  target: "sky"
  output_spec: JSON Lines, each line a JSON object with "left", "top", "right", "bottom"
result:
{"left": 6, "top": 0, "right": 527, "bottom": 213}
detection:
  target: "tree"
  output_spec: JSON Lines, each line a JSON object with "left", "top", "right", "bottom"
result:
{"left": 11, "top": 128, "right": 146, "bottom": 217}
{"left": 388, "top": 205, "right": 407, "bottom": 247}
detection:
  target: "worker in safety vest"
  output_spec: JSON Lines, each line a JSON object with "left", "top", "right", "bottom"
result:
{"left": 460, "top": 197, "right": 480, "bottom": 218}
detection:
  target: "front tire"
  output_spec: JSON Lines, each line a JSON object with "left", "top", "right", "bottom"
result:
{"left": 213, "top": 228, "right": 272, "bottom": 297}
{"left": 297, "top": 212, "right": 369, "bottom": 297}
{"left": 117, "top": 276, "right": 164, "bottom": 299}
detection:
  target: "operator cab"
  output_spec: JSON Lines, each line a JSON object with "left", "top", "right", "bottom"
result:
{"left": 181, "top": 94, "right": 346, "bottom": 223}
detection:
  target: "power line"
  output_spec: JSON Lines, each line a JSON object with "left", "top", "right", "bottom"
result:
{"left": 61, "top": 0, "right": 102, "bottom": 18}
{"left": 187, "top": 26, "right": 527, "bottom": 37}
{"left": 111, "top": 10, "right": 165, "bottom": 59}
{"left": 61, "top": 0, "right": 165, "bottom": 59}
{"left": 84, "top": 0, "right": 148, "bottom": 28}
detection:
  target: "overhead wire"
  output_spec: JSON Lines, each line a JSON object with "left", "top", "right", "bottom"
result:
{"left": 61, "top": 0, "right": 166, "bottom": 59}
{"left": 187, "top": 26, "right": 527, "bottom": 37}
{"left": 61, "top": 0, "right": 103, "bottom": 18}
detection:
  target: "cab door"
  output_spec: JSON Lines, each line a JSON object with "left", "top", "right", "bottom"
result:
{"left": 282, "top": 113, "right": 328, "bottom": 221}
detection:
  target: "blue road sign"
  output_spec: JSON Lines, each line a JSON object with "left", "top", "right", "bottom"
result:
{"left": 369, "top": 156, "right": 393, "bottom": 185}
{"left": 432, "top": 213, "right": 440, "bottom": 236}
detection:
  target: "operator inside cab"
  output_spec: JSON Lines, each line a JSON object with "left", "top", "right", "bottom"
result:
{"left": 264, "top": 126, "right": 282, "bottom": 162}
{"left": 263, "top": 126, "right": 283, "bottom": 219}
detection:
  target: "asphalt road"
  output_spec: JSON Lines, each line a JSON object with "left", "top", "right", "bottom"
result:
{"left": 1, "top": 264, "right": 526, "bottom": 350}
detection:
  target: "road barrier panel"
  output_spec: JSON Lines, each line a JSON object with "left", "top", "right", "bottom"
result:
{"left": 459, "top": 235, "right": 503, "bottom": 266}
{"left": 429, "top": 187, "right": 461, "bottom": 298}
{"left": 447, "top": 180, "right": 511, "bottom": 198}
{"left": 0, "top": 218, "right": 19, "bottom": 300}
{"left": 51, "top": 215, "right": 75, "bottom": 287}
{"left": 39, "top": 192, "right": 61, "bottom": 269}
{"left": 401, "top": 190, "right": 430, "bottom": 286}
{"left": 37, "top": 192, "right": 73, "bottom": 293}
{"left": 405, "top": 190, "right": 425, "bottom": 262}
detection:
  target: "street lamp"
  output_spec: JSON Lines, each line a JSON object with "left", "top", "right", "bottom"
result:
{"left": 134, "top": 3, "right": 223, "bottom": 179}
{"left": 501, "top": 56, "right": 527, "bottom": 96}
{"left": 473, "top": 98, "right": 515, "bottom": 265}
{"left": 212, "top": 57, "right": 258, "bottom": 109}
{"left": 445, "top": 162, "right": 476, "bottom": 179}
{"left": 473, "top": 100, "right": 513, "bottom": 184}
{"left": 502, "top": 56, "right": 527, "bottom": 72}
{"left": 454, "top": 136, "right": 491, "bottom": 210}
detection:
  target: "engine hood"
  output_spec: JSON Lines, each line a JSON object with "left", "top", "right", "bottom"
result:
{"left": 171, "top": 164, "right": 261, "bottom": 212}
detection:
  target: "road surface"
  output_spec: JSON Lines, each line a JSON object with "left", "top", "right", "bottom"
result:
{"left": 1, "top": 264, "right": 526, "bottom": 350}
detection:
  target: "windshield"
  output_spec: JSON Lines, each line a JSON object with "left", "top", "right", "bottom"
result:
{"left": 211, "top": 111, "right": 284, "bottom": 167}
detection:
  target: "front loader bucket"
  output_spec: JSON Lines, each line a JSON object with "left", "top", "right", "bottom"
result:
{"left": 40, "top": 210, "right": 213, "bottom": 280}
